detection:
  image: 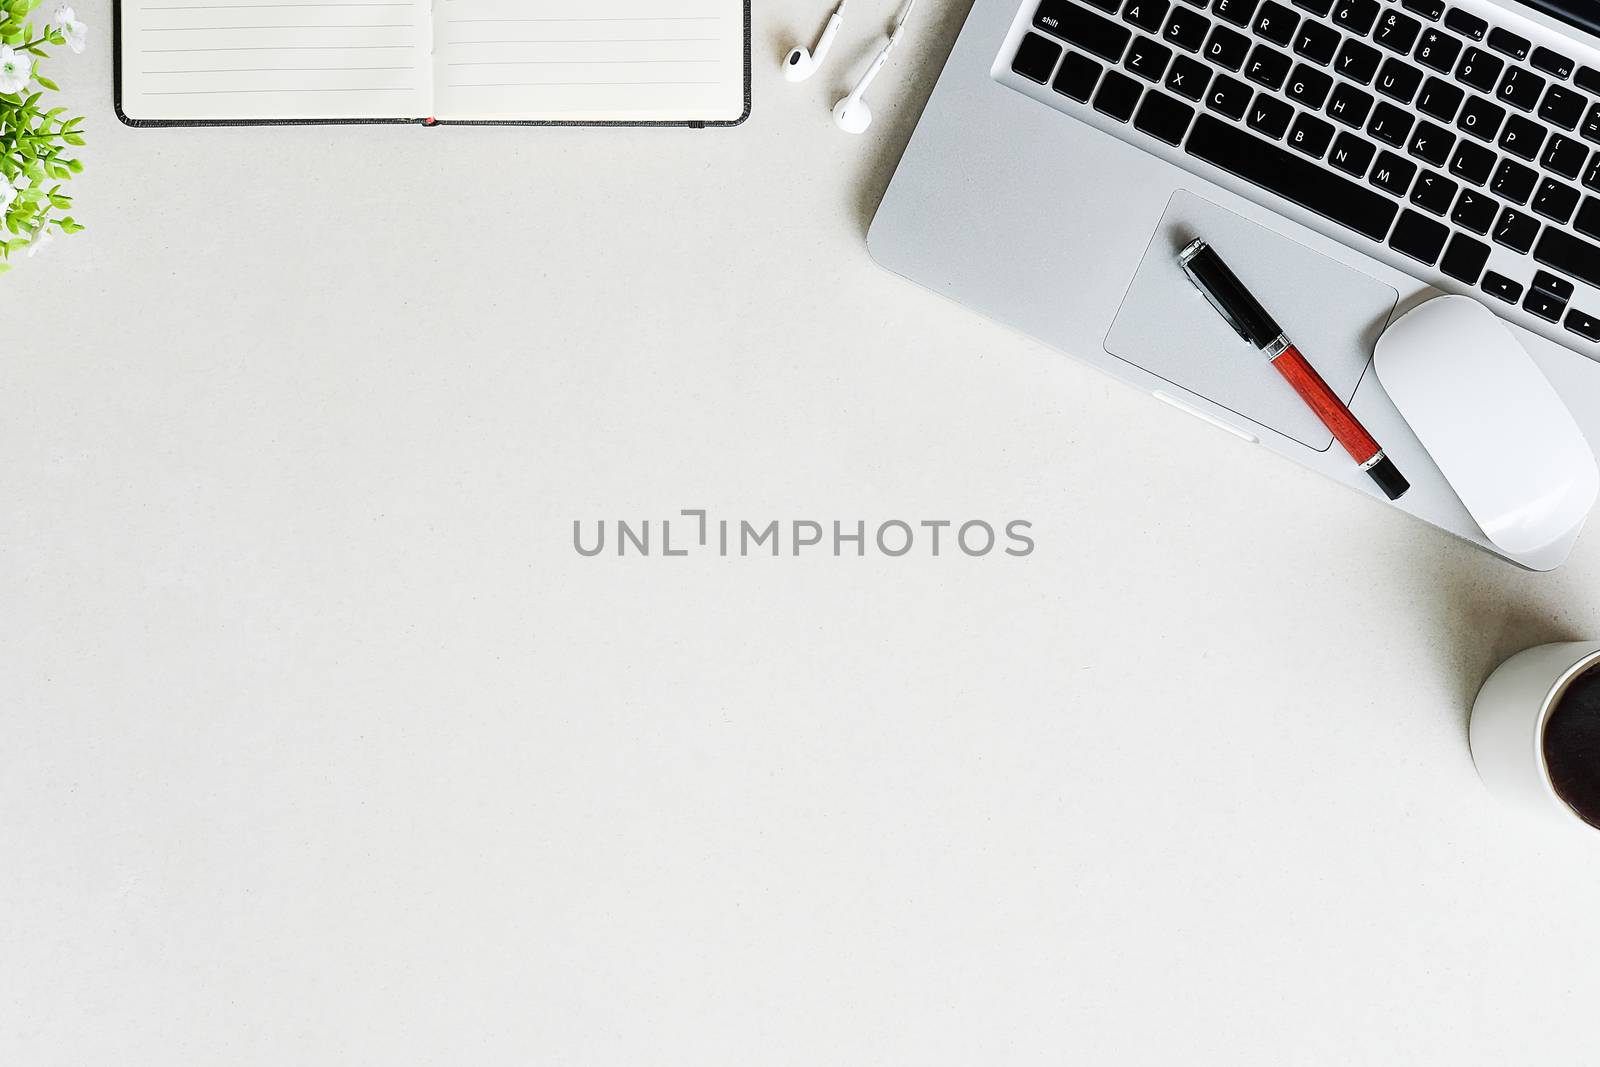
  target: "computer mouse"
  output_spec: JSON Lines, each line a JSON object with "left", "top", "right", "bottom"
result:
{"left": 1374, "top": 295, "right": 1599, "bottom": 558}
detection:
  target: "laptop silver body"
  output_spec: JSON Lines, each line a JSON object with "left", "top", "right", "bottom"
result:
{"left": 869, "top": 0, "right": 1600, "bottom": 569}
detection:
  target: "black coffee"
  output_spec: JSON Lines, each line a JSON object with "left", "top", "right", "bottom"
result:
{"left": 1543, "top": 665, "right": 1600, "bottom": 829}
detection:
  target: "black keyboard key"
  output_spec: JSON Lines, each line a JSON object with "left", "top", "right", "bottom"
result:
{"left": 1531, "top": 46, "right": 1574, "bottom": 80}
{"left": 1036, "top": 0, "right": 1077, "bottom": 26}
{"left": 1126, "top": 35, "right": 1174, "bottom": 79}
{"left": 1444, "top": 8, "right": 1487, "bottom": 40}
{"left": 1252, "top": 1, "right": 1299, "bottom": 45}
{"left": 1451, "top": 187, "right": 1497, "bottom": 232}
{"left": 1335, "top": 38, "right": 1382, "bottom": 83}
{"left": 1492, "top": 158, "right": 1539, "bottom": 204}
{"left": 1540, "top": 86, "right": 1585, "bottom": 131}
{"left": 1369, "top": 101, "right": 1414, "bottom": 146}
{"left": 1163, "top": 6, "right": 1211, "bottom": 50}
{"left": 1326, "top": 81, "right": 1374, "bottom": 126}
{"left": 1542, "top": 135, "right": 1587, "bottom": 179}
{"left": 1582, "top": 102, "right": 1600, "bottom": 144}
{"left": 1493, "top": 206, "right": 1539, "bottom": 252}
{"left": 1206, "top": 73, "right": 1253, "bottom": 117}
{"left": 1124, "top": 0, "right": 1172, "bottom": 32}
{"left": 1402, "top": 0, "right": 1443, "bottom": 20}
{"left": 1524, "top": 291, "right": 1568, "bottom": 323}
{"left": 1414, "top": 29, "right": 1461, "bottom": 74}
{"left": 1014, "top": 33, "right": 1063, "bottom": 82}
{"left": 1389, "top": 208, "right": 1449, "bottom": 263}
{"left": 1440, "top": 232, "right": 1491, "bottom": 283}
{"left": 1288, "top": 63, "right": 1334, "bottom": 108}
{"left": 1495, "top": 66, "right": 1545, "bottom": 112}
{"left": 1204, "top": 25, "right": 1251, "bottom": 69}
{"left": 1165, "top": 53, "right": 1211, "bottom": 97}
{"left": 1095, "top": 68, "right": 1145, "bottom": 119}
{"left": 1411, "top": 169, "right": 1457, "bottom": 213}
{"left": 1498, "top": 113, "right": 1545, "bottom": 159}
{"left": 1457, "top": 94, "right": 1505, "bottom": 140}
{"left": 1371, "top": 150, "right": 1417, "bottom": 194}
{"left": 1054, "top": 50, "right": 1104, "bottom": 100}
{"left": 1294, "top": 19, "right": 1339, "bottom": 64}
{"left": 1579, "top": 65, "right": 1600, "bottom": 95}
{"left": 1134, "top": 87, "right": 1196, "bottom": 142}
{"left": 1566, "top": 309, "right": 1600, "bottom": 342}
{"left": 1292, "top": 0, "right": 1332, "bottom": 14}
{"left": 1037, "top": 0, "right": 1134, "bottom": 61}
{"left": 1535, "top": 228, "right": 1600, "bottom": 289}
{"left": 1248, "top": 92, "right": 1295, "bottom": 137}
{"left": 1449, "top": 139, "right": 1496, "bottom": 184}
{"left": 1577, "top": 196, "right": 1600, "bottom": 239}
{"left": 1086, "top": 0, "right": 1121, "bottom": 10}
{"left": 1533, "top": 177, "right": 1580, "bottom": 223}
{"left": 1376, "top": 57, "right": 1423, "bottom": 102}
{"left": 1331, "top": 0, "right": 1379, "bottom": 36}
{"left": 1587, "top": 157, "right": 1600, "bottom": 193}
{"left": 1487, "top": 26, "right": 1530, "bottom": 62}
{"left": 1482, "top": 271, "right": 1523, "bottom": 302}
{"left": 1533, "top": 272, "right": 1575, "bottom": 302}
{"left": 1245, "top": 44, "right": 1292, "bottom": 88}
{"left": 1374, "top": 9, "right": 1421, "bottom": 53}
{"left": 1408, "top": 120, "right": 1455, "bottom": 166}
{"left": 1211, "top": 0, "right": 1258, "bottom": 25}
{"left": 1185, "top": 112, "right": 1400, "bottom": 239}
{"left": 1330, "top": 131, "right": 1377, "bottom": 175}
{"left": 1416, "top": 77, "right": 1464, "bottom": 121}
{"left": 1288, "top": 111, "right": 1336, "bottom": 156}
{"left": 1456, "top": 48, "right": 1502, "bottom": 93}
{"left": 1524, "top": 271, "right": 1573, "bottom": 322}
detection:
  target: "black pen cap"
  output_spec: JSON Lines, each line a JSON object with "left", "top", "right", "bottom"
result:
{"left": 1366, "top": 455, "right": 1411, "bottom": 501}
{"left": 1177, "top": 239, "right": 1283, "bottom": 350}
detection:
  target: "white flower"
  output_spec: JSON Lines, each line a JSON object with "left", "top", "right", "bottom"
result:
{"left": 0, "top": 173, "right": 16, "bottom": 214}
{"left": 25, "top": 224, "right": 54, "bottom": 258}
{"left": 0, "top": 45, "right": 30, "bottom": 94}
{"left": 53, "top": 6, "right": 88, "bottom": 54}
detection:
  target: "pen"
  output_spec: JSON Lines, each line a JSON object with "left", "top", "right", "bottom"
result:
{"left": 1177, "top": 238, "right": 1410, "bottom": 501}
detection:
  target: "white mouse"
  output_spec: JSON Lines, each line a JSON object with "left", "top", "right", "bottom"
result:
{"left": 1375, "top": 295, "right": 1599, "bottom": 558}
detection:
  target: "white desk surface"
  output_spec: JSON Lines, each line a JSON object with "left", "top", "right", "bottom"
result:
{"left": 7, "top": 3, "right": 1600, "bottom": 1062}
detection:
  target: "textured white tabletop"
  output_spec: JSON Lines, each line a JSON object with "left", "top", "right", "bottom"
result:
{"left": 7, "top": 2, "right": 1600, "bottom": 1062}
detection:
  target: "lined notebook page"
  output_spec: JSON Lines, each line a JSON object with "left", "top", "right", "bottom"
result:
{"left": 431, "top": 0, "right": 744, "bottom": 122}
{"left": 120, "top": 0, "right": 431, "bottom": 120}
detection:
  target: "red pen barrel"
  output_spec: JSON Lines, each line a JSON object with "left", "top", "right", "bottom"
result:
{"left": 1269, "top": 343, "right": 1381, "bottom": 466}
{"left": 1178, "top": 239, "right": 1408, "bottom": 500}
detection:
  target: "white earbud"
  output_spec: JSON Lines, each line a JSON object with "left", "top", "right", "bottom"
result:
{"left": 832, "top": 0, "right": 918, "bottom": 135}
{"left": 831, "top": 49, "right": 887, "bottom": 133}
{"left": 784, "top": 2, "right": 847, "bottom": 83}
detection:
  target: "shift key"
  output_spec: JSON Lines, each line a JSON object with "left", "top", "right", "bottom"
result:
{"left": 1034, "top": 0, "right": 1133, "bottom": 62}
{"left": 1534, "top": 228, "right": 1600, "bottom": 290}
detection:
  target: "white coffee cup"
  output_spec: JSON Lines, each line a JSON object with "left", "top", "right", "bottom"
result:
{"left": 1470, "top": 640, "right": 1600, "bottom": 832}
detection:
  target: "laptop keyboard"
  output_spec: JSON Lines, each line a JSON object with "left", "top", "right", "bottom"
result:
{"left": 1004, "top": 0, "right": 1600, "bottom": 347}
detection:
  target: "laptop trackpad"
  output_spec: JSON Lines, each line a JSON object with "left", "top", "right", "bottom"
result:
{"left": 1103, "top": 190, "right": 1399, "bottom": 450}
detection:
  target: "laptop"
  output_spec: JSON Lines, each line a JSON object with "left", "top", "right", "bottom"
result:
{"left": 869, "top": 0, "right": 1600, "bottom": 569}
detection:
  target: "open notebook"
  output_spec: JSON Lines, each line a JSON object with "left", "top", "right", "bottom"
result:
{"left": 114, "top": 0, "right": 750, "bottom": 126}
